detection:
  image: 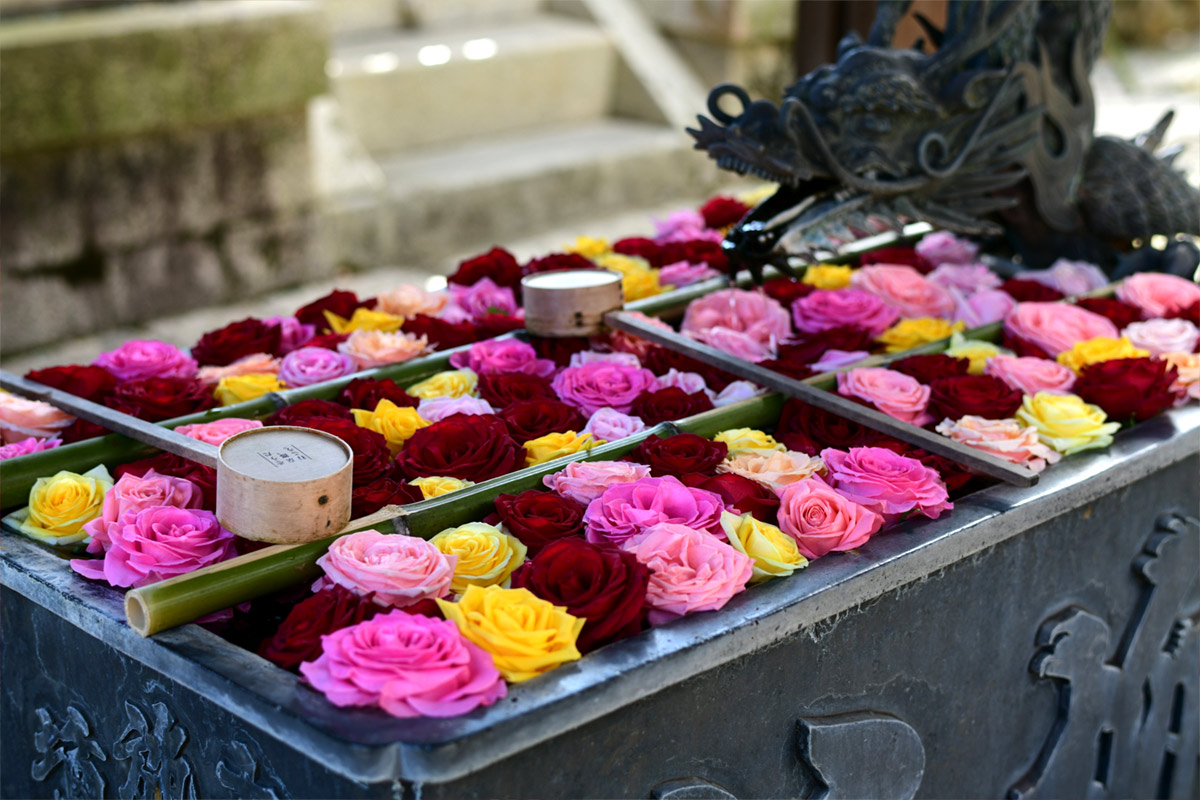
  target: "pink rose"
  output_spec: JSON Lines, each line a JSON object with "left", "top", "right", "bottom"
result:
{"left": 449, "top": 339, "right": 556, "bottom": 378}
{"left": 584, "top": 475, "right": 727, "bottom": 546}
{"left": 629, "top": 522, "right": 752, "bottom": 625}
{"left": 80, "top": 469, "right": 204, "bottom": 555}
{"left": 1116, "top": 273, "right": 1200, "bottom": 319}
{"left": 93, "top": 339, "right": 198, "bottom": 382}
{"left": 935, "top": 416, "right": 1060, "bottom": 473}
{"left": 851, "top": 265, "right": 957, "bottom": 319}
{"left": 375, "top": 285, "right": 448, "bottom": 319}
{"left": 653, "top": 210, "right": 714, "bottom": 243}
{"left": 175, "top": 417, "right": 264, "bottom": 446}
{"left": 569, "top": 351, "right": 643, "bottom": 368}
{"left": 713, "top": 381, "right": 764, "bottom": 407}
{"left": 791, "top": 288, "right": 900, "bottom": 336}
{"left": 656, "top": 369, "right": 710, "bottom": 397}
{"left": 609, "top": 312, "right": 672, "bottom": 358}
{"left": 717, "top": 450, "right": 826, "bottom": 493}
{"left": 448, "top": 278, "right": 520, "bottom": 320}
{"left": 915, "top": 231, "right": 979, "bottom": 265}
{"left": 551, "top": 362, "right": 659, "bottom": 415}
{"left": 837, "top": 368, "right": 934, "bottom": 426}
{"left": 0, "top": 394, "right": 74, "bottom": 443}
{"left": 953, "top": 288, "right": 1016, "bottom": 327}
{"left": 338, "top": 330, "right": 429, "bottom": 369}
{"left": 681, "top": 289, "right": 791, "bottom": 362}
{"left": 583, "top": 408, "right": 646, "bottom": 441}
{"left": 1122, "top": 319, "right": 1200, "bottom": 357}
{"left": 1016, "top": 259, "right": 1108, "bottom": 297}
{"left": 278, "top": 347, "right": 359, "bottom": 387}
{"left": 197, "top": 353, "right": 281, "bottom": 386}
{"left": 821, "top": 447, "right": 952, "bottom": 521}
{"left": 300, "top": 610, "right": 505, "bottom": 718}
{"left": 1004, "top": 302, "right": 1118, "bottom": 355}
{"left": 928, "top": 263, "right": 1002, "bottom": 294}
{"left": 71, "top": 506, "right": 235, "bottom": 588}
{"left": 777, "top": 478, "right": 883, "bottom": 559}
{"left": 314, "top": 530, "right": 455, "bottom": 608}
{"left": 811, "top": 349, "right": 871, "bottom": 372}
{"left": 984, "top": 354, "right": 1077, "bottom": 396}
{"left": 659, "top": 260, "right": 720, "bottom": 287}
{"left": 417, "top": 396, "right": 494, "bottom": 422}
{"left": 0, "top": 437, "right": 61, "bottom": 460}
{"left": 265, "top": 316, "right": 316, "bottom": 354}
{"left": 543, "top": 460, "right": 652, "bottom": 506}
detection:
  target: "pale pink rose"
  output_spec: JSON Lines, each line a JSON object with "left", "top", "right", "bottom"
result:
{"left": 821, "top": 446, "right": 952, "bottom": 521}
{"left": 953, "top": 288, "right": 1016, "bottom": 327}
{"left": 300, "top": 610, "right": 505, "bottom": 718}
{"left": 777, "top": 477, "right": 883, "bottom": 559}
{"left": 448, "top": 278, "right": 520, "bottom": 320}
{"left": 1016, "top": 259, "right": 1108, "bottom": 297}
{"left": 811, "top": 350, "right": 871, "bottom": 372}
{"left": 264, "top": 316, "right": 316, "bottom": 354}
{"left": 0, "top": 437, "right": 61, "bottom": 461}
{"left": 915, "top": 231, "right": 979, "bottom": 265}
{"left": 313, "top": 530, "right": 455, "bottom": 608}
{"left": 339, "top": 330, "right": 429, "bottom": 369}
{"left": 80, "top": 469, "right": 204, "bottom": 555}
{"left": 0, "top": 394, "right": 74, "bottom": 443}
{"left": 417, "top": 396, "right": 494, "bottom": 422}
{"left": 656, "top": 369, "right": 710, "bottom": 397}
{"left": 791, "top": 288, "right": 900, "bottom": 335}
{"left": 93, "top": 339, "right": 198, "bottom": 382}
{"left": 1116, "top": 273, "right": 1200, "bottom": 319}
{"left": 653, "top": 210, "right": 720, "bottom": 243}
{"left": 569, "top": 351, "right": 643, "bottom": 368}
{"left": 1122, "top": 319, "right": 1200, "bottom": 357}
{"left": 658, "top": 260, "right": 720, "bottom": 287}
{"left": 851, "top": 265, "right": 957, "bottom": 319}
{"left": 609, "top": 312, "right": 672, "bottom": 358}
{"left": 438, "top": 304, "right": 474, "bottom": 324}
{"left": 681, "top": 289, "right": 791, "bottom": 363}
{"left": 630, "top": 522, "right": 752, "bottom": 625}
{"left": 985, "top": 354, "right": 1077, "bottom": 395}
{"left": 836, "top": 368, "right": 934, "bottom": 426}
{"left": 175, "top": 418, "right": 264, "bottom": 446}
{"left": 935, "top": 415, "right": 1060, "bottom": 473}
{"left": 928, "top": 263, "right": 1002, "bottom": 294}
{"left": 1004, "top": 302, "right": 1118, "bottom": 355}
{"left": 1159, "top": 352, "right": 1200, "bottom": 403}
{"left": 278, "top": 347, "right": 358, "bottom": 387}
{"left": 449, "top": 338, "right": 556, "bottom": 377}
{"left": 713, "top": 381, "right": 765, "bottom": 407}
{"left": 551, "top": 362, "right": 659, "bottom": 415}
{"left": 197, "top": 353, "right": 281, "bottom": 386}
{"left": 375, "top": 285, "right": 448, "bottom": 318}
{"left": 583, "top": 408, "right": 646, "bottom": 441}
{"left": 717, "top": 450, "right": 826, "bottom": 493}
{"left": 543, "top": 460, "right": 652, "bottom": 506}
{"left": 584, "top": 475, "right": 727, "bottom": 546}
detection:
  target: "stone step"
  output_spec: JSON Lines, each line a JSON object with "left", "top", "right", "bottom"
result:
{"left": 321, "top": 118, "right": 726, "bottom": 271}
{"left": 328, "top": 14, "right": 617, "bottom": 154}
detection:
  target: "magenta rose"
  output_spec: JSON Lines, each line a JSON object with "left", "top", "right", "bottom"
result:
{"left": 777, "top": 478, "right": 883, "bottom": 559}
{"left": 821, "top": 447, "right": 952, "bottom": 521}
{"left": 915, "top": 231, "right": 979, "bottom": 265}
{"left": 659, "top": 260, "right": 720, "bottom": 287}
{"left": 81, "top": 469, "right": 204, "bottom": 555}
{"left": 265, "top": 315, "right": 317, "bottom": 354}
{"left": 680, "top": 288, "right": 791, "bottom": 362}
{"left": 448, "top": 278, "right": 520, "bottom": 320}
{"left": 314, "top": 530, "right": 456, "bottom": 608}
{"left": 449, "top": 338, "right": 556, "bottom": 378}
{"left": 792, "top": 288, "right": 900, "bottom": 336}
{"left": 278, "top": 347, "right": 358, "bottom": 387}
{"left": 93, "top": 339, "right": 198, "bottom": 382}
{"left": 300, "top": 610, "right": 506, "bottom": 718}
{"left": 584, "top": 476, "right": 726, "bottom": 547}
{"left": 629, "top": 523, "right": 752, "bottom": 625}
{"left": 0, "top": 437, "right": 62, "bottom": 460}
{"left": 551, "top": 362, "right": 660, "bottom": 416}
{"left": 837, "top": 368, "right": 933, "bottom": 426}
{"left": 543, "top": 461, "right": 652, "bottom": 506}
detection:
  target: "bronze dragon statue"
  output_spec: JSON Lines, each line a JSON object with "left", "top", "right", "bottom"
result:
{"left": 690, "top": 0, "right": 1200, "bottom": 281}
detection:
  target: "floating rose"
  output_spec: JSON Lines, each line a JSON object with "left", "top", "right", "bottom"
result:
{"left": 1004, "top": 302, "right": 1118, "bottom": 356}
{"left": 875, "top": 318, "right": 965, "bottom": 353}
{"left": 543, "top": 461, "right": 652, "bottom": 506}
{"left": 175, "top": 418, "right": 263, "bottom": 446}
{"left": 551, "top": 362, "right": 659, "bottom": 416}
{"left": 1015, "top": 393, "right": 1120, "bottom": 455}
{"left": 852, "top": 264, "right": 956, "bottom": 319}
{"left": 717, "top": 449, "right": 826, "bottom": 493}
{"left": 583, "top": 407, "right": 646, "bottom": 442}
{"left": 984, "top": 355, "right": 1076, "bottom": 396}
{"left": 5, "top": 465, "right": 113, "bottom": 546}
{"left": 0, "top": 393, "right": 74, "bottom": 443}
{"left": 339, "top": 330, "right": 429, "bottom": 370}
{"left": 584, "top": 475, "right": 726, "bottom": 546}
{"left": 410, "top": 476, "right": 475, "bottom": 499}
{"left": 524, "top": 431, "right": 598, "bottom": 467}
{"left": 777, "top": 477, "right": 883, "bottom": 560}
{"left": 1123, "top": 319, "right": 1200, "bottom": 357}
{"left": 93, "top": 339, "right": 198, "bottom": 382}
{"left": 1116, "top": 272, "right": 1200, "bottom": 319}
{"left": 935, "top": 416, "right": 1060, "bottom": 473}
{"left": 449, "top": 339, "right": 556, "bottom": 378}
{"left": 213, "top": 373, "right": 284, "bottom": 405}
{"left": 837, "top": 368, "right": 933, "bottom": 426}
{"left": 1056, "top": 336, "right": 1149, "bottom": 374}
{"left": 277, "top": 347, "right": 358, "bottom": 387}
{"left": 629, "top": 523, "right": 752, "bottom": 625}
{"left": 821, "top": 447, "right": 952, "bottom": 521}
{"left": 314, "top": 530, "right": 455, "bottom": 608}
{"left": 494, "top": 490, "right": 585, "bottom": 555}
{"left": 791, "top": 289, "right": 899, "bottom": 336}
{"left": 259, "top": 585, "right": 379, "bottom": 672}
{"left": 680, "top": 288, "right": 791, "bottom": 362}
{"left": 719, "top": 510, "right": 807, "bottom": 582}
{"left": 429, "top": 523, "right": 527, "bottom": 593}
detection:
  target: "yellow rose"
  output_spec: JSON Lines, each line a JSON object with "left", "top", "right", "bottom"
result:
{"left": 351, "top": 400, "right": 428, "bottom": 454}
{"left": 1015, "top": 392, "right": 1121, "bottom": 455}
{"left": 410, "top": 476, "right": 475, "bottom": 499}
{"left": 720, "top": 510, "right": 807, "bottom": 582}
{"left": 944, "top": 332, "right": 1009, "bottom": 375}
{"left": 406, "top": 369, "right": 478, "bottom": 399}
{"left": 565, "top": 235, "right": 609, "bottom": 259}
{"left": 323, "top": 307, "right": 404, "bottom": 334}
{"left": 802, "top": 264, "right": 853, "bottom": 290}
{"left": 5, "top": 465, "right": 113, "bottom": 545}
{"left": 738, "top": 184, "right": 775, "bottom": 206}
{"left": 595, "top": 253, "right": 668, "bottom": 302}
{"left": 875, "top": 318, "right": 966, "bottom": 353}
{"left": 714, "top": 428, "right": 784, "bottom": 456}
{"left": 213, "top": 373, "right": 284, "bottom": 405}
{"left": 429, "top": 522, "right": 528, "bottom": 593}
{"left": 1056, "top": 336, "right": 1149, "bottom": 374}
{"left": 438, "top": 585, "right": 583, "bottom": 682}
{"left": 524, "top": 431, "right": 599, "bottom": 466}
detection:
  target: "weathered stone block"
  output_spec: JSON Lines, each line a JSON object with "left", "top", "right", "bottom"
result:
{"left": 0, "top": 148, "right": 89, "bottom": 272}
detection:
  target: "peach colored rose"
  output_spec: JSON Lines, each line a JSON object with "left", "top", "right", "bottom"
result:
{"left": 0, "top": 393, "right": 74, "bottom": 443}
{"left": 851, "top": 264, "right": 957, "bottom": 319}
{"left": 836, "top": 367, "right": 933, "bottom": 426}
{"left": 1159, "top": 351, "right": 1200, "bottom": 402}
{"left": 776, "top": 477, "right": 883, "bottom": 559}
{"left": 375, "top": 285, "right": 448, "bottom": 318}
{"left": 935, "top": 415, "right": 1060, "bottom": 473}
{"left": 1123, "top": 319, "right": 1200, "bottom": 357}
{"left": 339, "top": 330, "right": 430, "bottom": 369}
{"left": 984, "top": 354, "right": 1076, "bottom": 396}
{"left": 716, "top": 449, "right": 826, "bottom": 493}
{"left": 196, "top": 353, "right": 281, "bottom": 386}
{"left": 1004, "top": 302, "right": 1118, "bottom": 355}
{"left": 1117, "top": 273, "right": 1200, "bottom": 319}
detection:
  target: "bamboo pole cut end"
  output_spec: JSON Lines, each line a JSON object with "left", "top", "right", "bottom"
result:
{"left": 125, "top": 591, "right": 152, "bottom": 638}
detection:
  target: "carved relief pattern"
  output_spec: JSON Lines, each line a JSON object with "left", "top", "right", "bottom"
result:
{"left": 31, "top": 705, "right": 107, "bottom": 800}
{"left": 215, "top": 738, "right": 289, "bottom": 799}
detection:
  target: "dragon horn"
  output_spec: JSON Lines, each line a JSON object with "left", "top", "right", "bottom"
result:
{"left": 867, "top": 0, "right": 914, "bottom": 46}
{"left": 922, "top": 0, "right": 1031, "bottom": 81}
{"left": 1135, "top": 111, "right": 1174, "bottom": 152}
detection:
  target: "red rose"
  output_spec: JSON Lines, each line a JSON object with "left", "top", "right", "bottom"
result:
{"left": 395, "top": 414, "right": 525, "bottom": 482}
{"left": 1166, "top": 299, "right": 1200, "bottom": 325}
{"left": 266, "top": 399, "right": 352, "bottom": 426}
{"left": 699, "top": 195, "right": 751, "bottom": 229}
{"left": 25, "top": 365, "right": 116, "bottom": 402}
{"left": 630, "top": 387, "right": 714, "bottom": 425}
{"left": 351, "top": 476, "right": 424, "bottom": 518}
{"left": 868, "top": 435, "right": 976, "bottom": 493}
{"left": 258, "top": 585, "right": 379, "bottom": 672}
{"left": 643, "top": 346, "right": 735, "bottom": 392}
{"left": 889, "top": 354, "right": 970, "bottom": 384}
{"left": 1000, "top": 279, "right": 1064, "bottom": 303}
{"left": 301, "top": 332, "right": 350, "bottom": 351}
{"left": 758, "top": 355, "right": 815, "bottom": 382}
{"left": 860, "top": 246, "right": 934, "bottom": 274}
{"left": 59, "top": 419, "right": 109, "bottom": 444}
{"left": 630, "top": 433, "right": 728, "bottom": 478}
{"left": 494, "top": 490, "right": 584, "bottom": 554}
{"left": 928, "top": 375, "right": 1024, "bottom": 421}
{"left": 499, "top": 400, "right": 587, "bottom": 444}
{"left": 772, "top": 327, "right": 876, "bottom": 369}
{"left": 106, "top": 377, "right": 215, "bottom": 422}
{"left": 776, "top": 399, "right": 877, "bottom": 454}
{"left": 510, "top": 538, "right": 649, "bottom": 653}
{"left": 528, "top": 335, "right": 592, "bottom": 367}
{"left": 680, "top": 472, "right": 780, "bottom": 524}
{"left": 1073, "top": 297, "right": 1144, "bottom": 331}
{"left": 762, "top": 277, "right": 815, "bottom": 307}
{"left": 191, "top": 318, "right": 282, "bottom": 366}
{"left": 1075, "top": 357, "right": 1178, "bottom": 423}
{"left": 298, "top": 417, "right": 393, "bottom": 486}
{"left": 477, "top": 373, "right": 557, "bottom": 408}
{"left": 337, "top": 378, "right": 417, "bottom": 411}
{"left": 474, "top": 313, "right": 525, "bottom": 339}
{"left": 659, "top": 239, "right": 728, "bottom": 273}
{"left": 612, "top": 237, "right": 664, "bottom": 266}
{"left": 524, "top": 252, "right": 597, "bottom": 274}
{"left": 449, "top": 247, "right": 524, "bottom": 290}
{"left": 116, "top": 453, "right": 217, "bottom": 509}
{"left": 1000, "top": 330, "right": 1053, "bottom": 360}
{"left": 294, "top": 290, "right": 370, "bottom": 331}
{"left": 401, "top": 315, "right": 476, "bottom": 350}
